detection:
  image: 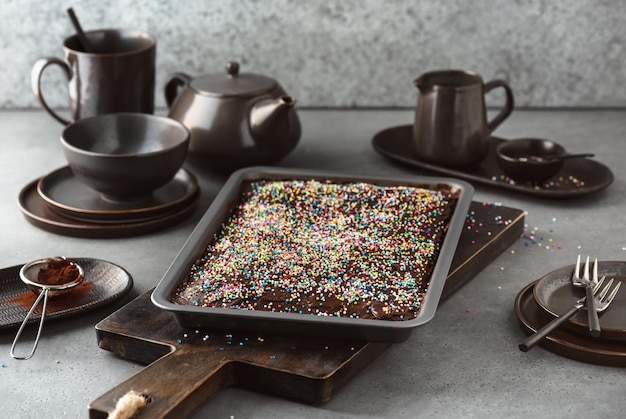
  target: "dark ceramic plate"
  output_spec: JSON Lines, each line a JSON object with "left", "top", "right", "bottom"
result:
{"left": 38, "top": 166, "right": 199, "bottom": 223}
{"left": 533, "top": 262, "right": 626, "bottom": 341}
{"left": 372, "top": 125, "right": 614, "bottom": 199}
{"left": 0, "top": 258, "right": 132, "bottom": 330}
{"left": 515, "top": 281, "right": 626, "bottom": 366}
{"left": 152, "top": 167, "right": 474, "bottom": 343}
{"left": 18, "top": 178, "right": 199, "bottom": 238}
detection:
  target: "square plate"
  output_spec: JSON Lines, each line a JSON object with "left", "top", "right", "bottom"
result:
{"left": 152, "top": 167, "right": 473, "bottom": 342}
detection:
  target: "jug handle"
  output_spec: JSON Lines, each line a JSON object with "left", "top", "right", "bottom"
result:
{"left": 164, "top": 72, "right": 192, "bottom": 108}
{"left": 484, "top": 80, "right": 515, "bottom": 134}
{"left": 31, "top": 57, "right": 72, "bottom": 126}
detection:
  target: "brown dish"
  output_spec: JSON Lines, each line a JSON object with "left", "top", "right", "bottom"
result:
{"left": 533, "top": 262, "right": 626, "bottom": 341}
{"left": 0, "top": 258, "right": 133, "bottom": 330}
{"left": 38, "top": 166, "right": 198, "bottom": 223}
{"left": 152, "top": 167, "right": 473, "bottom": 343}
{"left": 515, "top": 281, "right": 626, "bottom": 367}
{"left": 372, "top": 125, "right": 613, "bottom": 199}
{"left": 18, "top": 178, "right": 199, "bottom": 238}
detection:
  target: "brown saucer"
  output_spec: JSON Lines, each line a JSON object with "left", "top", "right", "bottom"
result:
{"left": 0, "top": 258, "right": 132, "bottom": 329}
{"left": 533, "top": 262, "right": 626, "bottom": 341}
{"left": 38, "top": 166, "right": 199, "bottom": 223}
{"left": 18, "top": 178, "right": 199, "bottom": 238}
{"left": 372, "top": 125, "right": 614, "bottom": 199}
{"left": 515, "top": 281, "right": 626, "bottom": 366}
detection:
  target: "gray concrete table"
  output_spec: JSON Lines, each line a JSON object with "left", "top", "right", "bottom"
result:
{"left": 1, "top": 109, "right": 625, "bottom": 418}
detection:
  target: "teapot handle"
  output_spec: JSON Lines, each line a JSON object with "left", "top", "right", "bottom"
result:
{"left": 484, "top": 79, "right": 515, "bottom": 134}
{"left": 31, "top": 57, "right": 73, "bottom": 126}
{"left": 164, "top": 72, "right": 192, "bottom": 108}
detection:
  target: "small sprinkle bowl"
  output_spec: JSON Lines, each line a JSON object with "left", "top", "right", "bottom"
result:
{"left": 10, "top": 257, "right": 84, "bottom": 360}
{"left": 496, "top": 138, "right": 594, "bottom": 182}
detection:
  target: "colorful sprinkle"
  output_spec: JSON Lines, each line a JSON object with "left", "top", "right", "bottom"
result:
{"left": 491, "top": 174, "right": 586, "bottom": 189}
{"left": 174, "top": 180, "right": 457, "bottom": 321}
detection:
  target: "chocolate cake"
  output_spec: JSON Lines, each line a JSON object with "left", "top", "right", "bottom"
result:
{"left": 172, "top": 179, "right": 458, "bottom": 321}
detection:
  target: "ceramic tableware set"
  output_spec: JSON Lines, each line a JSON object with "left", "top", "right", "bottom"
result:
{"left": 23, "top": 14, "right": 308, "bottom": 238}
{"left": 25, "top": 15, "right": 612, "bottom": 238}
{"left": 372, "top": 68, "right": 612, "bottom": 199}
{"left": 15, "top": 12, "right": 621, "bottom": 371}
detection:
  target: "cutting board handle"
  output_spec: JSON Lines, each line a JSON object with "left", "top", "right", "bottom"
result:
{"left": 89, "top": 347, "right": 231, "bottom": 419}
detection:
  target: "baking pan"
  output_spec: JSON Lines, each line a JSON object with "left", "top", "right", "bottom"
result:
{"left": 152, "top": 167, "right": 473, "bottom": 342}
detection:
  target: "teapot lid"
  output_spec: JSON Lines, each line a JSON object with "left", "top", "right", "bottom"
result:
{"left": 189, "top": 61, "right": 277, "bottom": 97}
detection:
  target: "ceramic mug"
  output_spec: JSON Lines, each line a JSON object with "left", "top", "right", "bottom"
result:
{"left": 32, "top": 29, "right": 156, "bottom": 125}
{"left": 413, "top": 70, "right": 514, "bottom": 168}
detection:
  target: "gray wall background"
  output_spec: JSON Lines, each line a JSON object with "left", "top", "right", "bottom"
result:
{"left": 2, "top": 0, "right": 625, "bottom": 109}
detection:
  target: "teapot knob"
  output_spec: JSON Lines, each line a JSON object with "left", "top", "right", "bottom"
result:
{"left": 225, "top": 61, "right": 240, "bottom": 77}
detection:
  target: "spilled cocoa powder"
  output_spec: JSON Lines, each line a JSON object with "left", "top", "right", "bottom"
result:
{"left": 9, "top": 281, "right": 94, "bottom": 311}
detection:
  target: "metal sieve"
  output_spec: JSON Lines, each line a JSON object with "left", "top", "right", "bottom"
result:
{"left": 10, "top": 257, "right": 84, "bottom": 360}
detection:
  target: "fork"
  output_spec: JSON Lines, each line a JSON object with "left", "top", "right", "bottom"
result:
{"left": 573, "top": 255, "right": 601, "bottom": 337}
{"left": 519, "top": 277, "right": 621, "bottom": 352}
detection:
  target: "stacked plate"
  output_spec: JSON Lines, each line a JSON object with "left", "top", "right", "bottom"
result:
{"left": 516, "top": 261, "right": 626, "bottom": 366}
{"left": 18, "top": 166, "right": 200, "bottom": 238}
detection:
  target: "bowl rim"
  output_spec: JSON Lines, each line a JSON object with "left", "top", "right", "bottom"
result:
{"left": 496, "top": 138, "right": 566, "bottom": 164}
{"left": 61, "top": 113, "right": 190, "bottom": 158}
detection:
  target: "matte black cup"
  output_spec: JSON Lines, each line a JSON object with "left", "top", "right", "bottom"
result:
{"left": 32, "top": 29, "right": 156, "bottom": 125}
{"left": 413, "top": 70, "right": 514, "bottom": 168}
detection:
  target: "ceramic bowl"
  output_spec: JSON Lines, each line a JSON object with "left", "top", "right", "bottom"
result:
{"left": 496, "top": 138, "right": 567, "bottom": 182}
{"left": 61, "top": 113, "right": 190, "bottom": 201}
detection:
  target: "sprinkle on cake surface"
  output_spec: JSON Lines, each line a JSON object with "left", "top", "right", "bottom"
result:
{"left": 172, "top": 179, "right": 457, "bottom": 321}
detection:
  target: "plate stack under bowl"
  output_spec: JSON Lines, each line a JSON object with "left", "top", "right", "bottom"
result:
{"left": 516, "top": 261, "right": 626, "bottom": 366}
{"left": 18, "top": 166, "right": 199, "bottom": 238}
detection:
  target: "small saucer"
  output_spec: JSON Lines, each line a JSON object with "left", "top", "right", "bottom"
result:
{"left": 0, "top": 258, "right": 133, "bottom": 329}
{"left": 38, "top": 166, "right": 199, "bottom": 223}
{"left": 372, "top": 125, "right": 614, "bottom": 199}
{"left": 18, "top": 178, "right": 199, "bottom": 238}
{"left": 515, "top": 281, "right": 626, "bottom": 366}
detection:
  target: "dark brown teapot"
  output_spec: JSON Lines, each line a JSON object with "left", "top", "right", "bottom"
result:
{"left": 165, "top": 61, "right": 301, "bottom": 172}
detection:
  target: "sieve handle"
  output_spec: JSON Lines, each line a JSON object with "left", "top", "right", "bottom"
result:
{"left": 10, "top": 288, "right": 50, "bottom": 360}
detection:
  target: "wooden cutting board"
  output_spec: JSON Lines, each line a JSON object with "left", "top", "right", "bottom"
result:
{"left": 89, "top": 202, "right": 525, "bottom": 418}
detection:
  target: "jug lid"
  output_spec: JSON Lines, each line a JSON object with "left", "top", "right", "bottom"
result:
{"left": 189, "top": 61, "right": 277, "bottom": 97}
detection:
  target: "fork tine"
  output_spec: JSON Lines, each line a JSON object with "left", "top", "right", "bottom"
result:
{"left": 583, "top": 256, "right": 591, "bottom": 282}
{"left": 596, "top": 278, "right": 614, "bottom": 301}
{"left": 606, "top": 281, "right": 622, "bottom": 305}
{"left": 575, "top": 255, "right": 581, "bottom": 280}
{"left": 592, "top": 277, "right": 605, "bottom": 294}
{"left": 593, "top": 258, "right": 599, "bottom": 284}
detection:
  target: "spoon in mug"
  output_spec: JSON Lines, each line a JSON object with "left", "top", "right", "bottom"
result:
{"left": 66, "top": 7, "right": 93, "bottom": 52}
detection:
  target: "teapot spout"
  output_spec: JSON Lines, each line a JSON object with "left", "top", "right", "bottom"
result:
{"left": 249, "top": 96, "right": 301, "bottom": 148}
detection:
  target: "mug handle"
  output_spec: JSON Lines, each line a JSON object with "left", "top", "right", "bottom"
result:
{"left": 31, "top": 57, "right": 72, "bottom": 126}
{"left": 484, "top": 80, "right": 515, "bottom": 134}
{"left": 164, "top": 72, "right": 192, "bottom": 108}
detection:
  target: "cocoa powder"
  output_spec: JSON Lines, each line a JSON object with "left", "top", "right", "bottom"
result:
{"left": 37, "top": 258, "right": 81, "bottom": 286}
